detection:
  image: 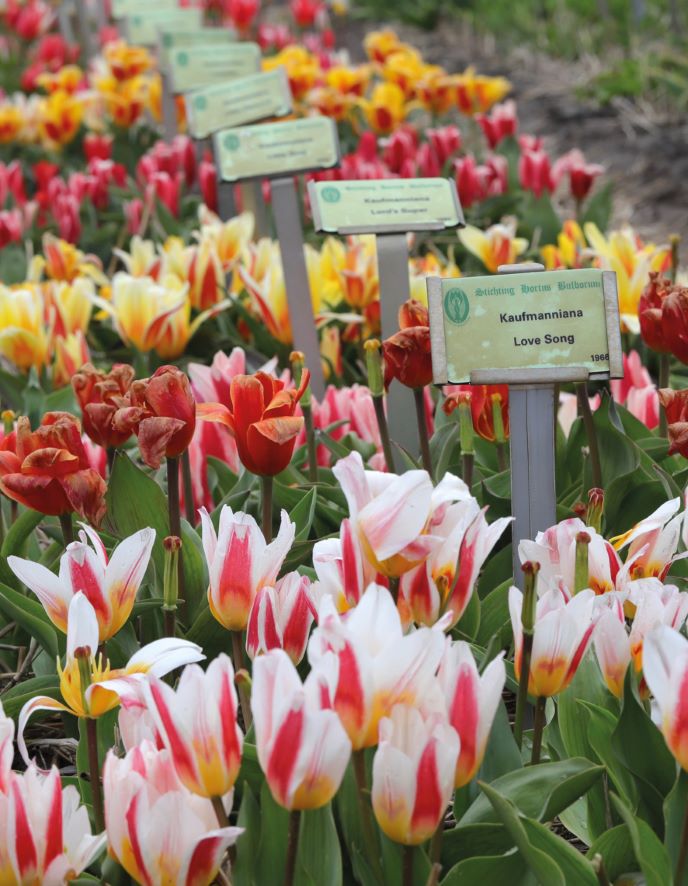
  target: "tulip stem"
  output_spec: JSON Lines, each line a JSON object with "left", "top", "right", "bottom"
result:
{"left": 106, "top": 447, "right": 116, "bottom": 476}
{"left": 496, "top": 442, "right": 508, "bottom": 473}
{"left": 576, "top": 383, "right": 602, "bottom": 490}
{"left": 85, "top": 717, "right": 105, "bottom": 832}
{"left": 462, "top": 452, "right": 474, "bottom": 490}
{"left": 353, "top": 749, "right": 384, "bottom": 883}
{"left": 403, "top": 845, "right": 414, "bottom": 886}
{"left": 303, "top": 403, "right": 318, "bottom": 484}
{"left": 284, "top": 809, "right": 301, "bottom": 886}
{"left": 659, "top": 354, "right": 670, "bottom": 438}
{"left": 261, "top": 475, "right": 273, "bottom": 543}
{"left": 373, "top": 394, "right": 396, "bottom": 473}
{"left": 514, "top": 565, "right": 539, "bottom": 751}
{"left": 429, "top": 821, "right": 444, "bottom": 865}
{"left": 212, "top": 795, "right": 229, "bottom": 828}
{"left": 413, "top": 387, "right": 433, "bottom": 479}
{"left": 59, "top": 513, "right": 74, "bottom": 546}
{"left": 181, "top": 450, "right": 195, "bottom": 524}
{"left": 231, "top": 630, "right": 253, "bottom": 730}
{"left": 675, "top": 797, "right": 688, "bottom": 886}
{"left": 531, "top": 696, "right": 546, "bottom": 765}
{"left": 166, "top": 457, "right": 186, "bottom": 614}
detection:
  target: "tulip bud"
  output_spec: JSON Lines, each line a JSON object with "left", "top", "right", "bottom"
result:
{"left": 398, "top": 298, "right": 429, "bottom": 330}
{"left": 74, "top": 646, "right": 93, "bottom": 713}
{"left": 587, "top": 487, "right": 604, "bottom": 533}
{"left": 574, "top": 531, "right": 590, "bottom": 594}
{"left": 520, "top": 561, "right": 540, "bottom": 634}
{"left": 491, "top": 392, "right": 506, "bottom": 445}
{"left": 365, "top": 339, "right": 384, "bottom": 397}
{"left": 163, "top": 535, "right": 181, "bottom": 612}
{"left": 457, "top": 393, "right": 474, "bottom": 456}
{"left": 290, "top": 350, "right": 311, "bottom": 409}
{"left": 1, "top": 410, "right": 15, "bottom": 434}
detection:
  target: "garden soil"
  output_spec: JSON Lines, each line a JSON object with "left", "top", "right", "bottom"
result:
{"left": 339, "top": 18, "right": 688, "bottom": 250}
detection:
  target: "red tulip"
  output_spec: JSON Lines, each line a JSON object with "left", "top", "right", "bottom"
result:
{"left": 199, "top": 160, "right": 218, "bottom": 213}
{"left": 197, "top": 370, "right": 309, "bottom": 477}
{"left": 83, "top": 133, "right": 113, "bottom": 162}
{"left": 113, "top": 366, "right": 196, "bottom": 469}
{"left": 518, "top": 148, "right": 555, "bottom": 198}
{"left": 476, "top": 99, "right": 517, "bottom": 148}
{"left": 639, "top": 273, "right": 672, "bottom": 354}
{"left": 662, "top": 283, "right": 688, "bottom": 364}
{"left": 659, "top": 389, "right": 688, "bottom": 458}
{"left": 470, "top": 384, "right": 509, "bottom": 442}
{"left": 0, "top": 413, "right": 107, "bottom": 525}
{"left": 383, "top": 299, "right": 433, "bottom": 389}
{"left": 72, "top": 363, "right": 135, "bottom": 450}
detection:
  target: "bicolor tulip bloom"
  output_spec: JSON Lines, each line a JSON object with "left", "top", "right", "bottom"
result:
{"left": 251, "top": 649, "right": 351, "bottom": 810}
{"left": 332, "top": 451, "right": 467, "bottom": 579}
{"left": 8, "top": 524, "right": 155, "bottom": 642}
{"left": 200, "top": 505, "right": 295, "bottom": 632}
{"left": 72, "top": 362, "right": 135, "bottom": 450}
{"left": 371, "top": 704, "right": 459, "bottom": 845}
{"left": 592, "top": 593, "right": 630, "bottom": 698}
{"left": 643, "top": 626, "right": 688, "bottom": 771}
{"left": 509, "top": 587, "right": 596, "bottom": 697}
{"left": 104, "top": 740, "right": 242, "bottom": 885}
{"left": 382, "top": 299, "right": 433, "bottom": 390}
{"left": 611, "top": 497, "right": 684, "bottom": 581}
{"left": 0, "top": 765, "right": 106, "bottom": 883}
{"left": 308, "top": 585, "right": 447, "bottom": 749}
{"left": 459, "top": 221, "right": 528, "bottom": 274}
{"left": 438, "top": 642, "right": 506, "bottom": 787}
{"left": 0, "top": 702, "right": 13, "bottom": 792}
{"left": 18, "top": 593, "right": 203, "bottom": 763}
{"left": 246, "top": 572, "right": 316, "bottom": 664}
{"left": 197, "top": 370, "right": 309, "bottom": 477}
{"left": 0, "top": 413, "right": 107, "bottom": 526}
{"left": 629, "top": 581, "right": 688, "bottom": 676}
{"left": 312, "top": 518, "right": 378, "bottom": 613}
{"left": 144, "top": 654, "right": 242, "bottom": 800}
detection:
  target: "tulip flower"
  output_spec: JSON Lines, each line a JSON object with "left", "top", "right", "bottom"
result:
{"left": 39, "top": 89, "right": 83, "bottom": 147}
{"left": 72, "top": 362, "right": 135, "bottom": 450}
{"left": 359, "top": 82, "right": 407, "bottom": 135}
{"left": 610, "top": 497, "right": 683, "bottom": 581}
{"left": 638, "top": 273, "right": 672, "bottom": 353}
{"left": 0, "top": 765, "right": 107, "bottom": 882}
{"left": 103, "top": 740, "right": 243, "bottom": 885}
{"left": 312, "top": 518, "right": 378, "bottom": 613}
{"left": 0, "top": 286, "right": 52, "bottom": 372}
{"left": 247, "top": 572, "right": 316, "bottom": 664}
{"left": 459, "top": 221, "right": 529, "bottom": 274}
{"left": 200, "top": 505, "right": 295, "bottom": 631}
{"left": 144, "top": 654, "right": 243, "bottom": 799}
{"left": 332, "top": 451, "right": 466, "bottom": 579}
{"left": 509, "top": 586, "right": 596, "bottom": 697}
{"left": 364, "top": 28, "right": 404, "bottom": 63}
{"left": 198, "top": 210, "right": 254, "bottom": 273}
{"left": 593, "top": 593, "right": 630, "bottom": 698}
{"left": 540, "top": 219, "right": 586, "bottom": 270}
{"left": 308, "top": 585, "right": 447, "bottom": 749}
{"left": 556, "top": 149, "right": 604, "bottom": 203}
{"left": 8, "top": 525, "right": 155, "bottom": 642}
{"left": 371, "top": 704, "right": 458, "bottom": 845}
{"left": 0, "top": 701, "right": 13, "bottom": 791}
{"left": 0, "top": 413, "right": 107, "bottom": 526}
{"left": 518, "top": 148, "right": 555, "bottom": 198}
{"left": 626, "top": 582, "right": 688, "bottom": 685}
{"left": 661, "top": 281, "right": 688, "bottom": 364}
{"left": 18, "top": 593, "right": 204, "bottom": 762}
{"left": 251, "top": 648, "right": 351, "bottom": 810}
{"left": 643, "top": 626, "right": 688, "bottom": 771}
{"left": 476, "top": 99, "right": 517, "bottom": 148}
{"left": 455, "top": 68, "right": 511, "bottom": 114}
{"left": 660, "top": 388, "right": 688, "bottom": 458}
{"left": 225, "top": 0, "right": 260, "bottom": 31}
{"left": 438, "top": 642, "right": 506, "bottom": 787}
{"left": 382, "top": 299, "right": 433, "bottom": 390}
{"left": 197, "top": 370, "right": 309, "bottom": 477}
{"left": 113, "top": 365, "right": 196, "bottom": 470}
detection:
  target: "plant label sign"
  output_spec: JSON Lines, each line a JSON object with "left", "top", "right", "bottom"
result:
{"left": 112, "top": 0, "right": 175, "bottom": 17}
{"left": 427, "top": 268, "right": 623, "bottom": 384}
{"left": 159, "top": 28, "right": 237, "bottom": 68}
{"left": 214, "top": 117, "right": 339, "bottom": 182}
{"left": 168, "top": 43, "right": 261, "bottom": 96}
{"left": 309, "top": 178, "right": 464, "bottom": 234}
{"left": 186, "top": 68, "right": 291, "bottom": 140}
{"left": 124, "top": 8, "right": 202, "bottom": 45}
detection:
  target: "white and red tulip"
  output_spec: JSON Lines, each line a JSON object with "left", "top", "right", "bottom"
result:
{"left": 438, "top": 642, "right": 506, "bottom": 787}
{"left": 643, "top": 626, "right": 688, "bottom": 770}
{"left": 593, "top": 593, "right": 631, "bottom": 698}
{"left": 0, "top": 701, "right": 13, "bottom": 793}
{"left": 312, "top": 518, "right": 377, "bottom": 613}
{"left": 144, "top": 654, "right": 243, "bottom": 800}
{"left": 371, "top": 704, "right": 459, "bottom": 845}
{"left": 103, "top": 740, "right": 242, "bottom": 885}
{"left": 8, "top": 524, "right": 155, "bottom": 642}
{"left": 510, "top": 586, "right": 596, "bottom": 697}
{"left": 199, "top": 505, "right": 295, "bottom": 631}
{"left": 251, "top": 649, "right": 351, "bottom": 810}
{"left": 246, "top": 572, "right": 316, "bottom": 664}
{"left": 612, "top": 497, "right": 684, "bottom": 581}
{"left": 18, "top": 593, "right": 203, "bottom": 763}
{"left": 0, "top": 765, "right": 106, "bottom": 884}
{"left": 308, "top": 584, "right": 447, "bottom": 749}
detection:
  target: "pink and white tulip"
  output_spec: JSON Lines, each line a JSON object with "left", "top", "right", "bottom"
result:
{"left": 593, "top": 593, "right": 630, "bottom": 698}
{"left": 199, "top": 505, "right": 295, "bottom": 631}
{"left": 612, "top": 497, "right": 684, "bottom": 582}
{"left": 643, "top": 626, "right": 688, "bottom": 771}
{"left": 246, "top": 572, "right": 316, "bottom": 664}
{"left": 371, "top": 704, "right": 459, "bottom": 845}
{"left": 308, "top": 584, "right": 447, "bottom": 749}
{"left": 251, "top": 649, "right": 351, "bottom": 810}
{"left": 312, "top": 518, "right": 378, "bottom": 613}
{"left": 103, "top": 741, "right": 242, "bottom": 885}
{"left": 8, "top": 524, "right": 155, "bottom": 641}
{"left": 438, "top": 642, "right": 506, "bottom": 787}
{"left": 144, "top": 654, "right": 243, "bottom": 799}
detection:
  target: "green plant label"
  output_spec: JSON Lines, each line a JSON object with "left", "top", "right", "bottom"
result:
{"left": 214, "top": 116, "right": 339, "bottom": 182}
{"left": 112, "top": 0, "right": 176, "bottom": 17}
{"left": 309, "top": 178, "right": 463, "bottom": 233}
{"left": 168, "top": 43, "right": 261, "bottom": 96}
{"left": 159, "top": 27, "right": 236, "bottom": 67}
{"left": 124, "top": 7, "right": 202, "bottom": 45}
{"left": 185, "top": 68, "right": 291, "bottom": 139}
{"left": 433, "top": 269, "right": 616, "bottom": 382}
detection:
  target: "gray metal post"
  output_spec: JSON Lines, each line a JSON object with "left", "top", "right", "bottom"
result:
{"left": 271, "top": 177, "right": 324, "bottom": 398}
{"left": 217, "top": 182, "right": 237, "bottom": 220}
{"left": 57, "top": 3, "right": 76, "bottom": 42}
{"left": 240, "top": 181, "right": 270, "bottom": 239}
{"left": 376, "top": 233, "right": 418, "bottom": 457}
{"left": 161, "top": 75, "right": 177, "bottom": 142}
{"left": 74, "top": 0, "right": 94, "bottom": 59}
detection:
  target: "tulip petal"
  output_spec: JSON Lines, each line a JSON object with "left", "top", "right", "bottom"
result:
{"left": 7, "top": 556, "right": 71, "bottom": 633}
{"left": 357, "top": 470, "right": 433, "bottom": 562}
{"left": 17, "top": 696, "right": 72, "bottom": 766}
{"left": 127, "top": 637, "right": 204, "bottom": 677}
{"left": 104, "top": 527, "right": 155, "bottom": 637}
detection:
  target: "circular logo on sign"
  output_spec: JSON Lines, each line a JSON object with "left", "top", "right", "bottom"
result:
{"left": 223, "top": 133, "right": 240, "bottom": 151}
{"left": 194, "top": 95, "right": 207, "bottom": 111}
{"left": 177, "top": 51, "right": 189, "bottom": 67}
{"left": 321, "top": 186, "right": 341, "bottom": 204}
{"left": 444, "top": 288, "right": 470, "bottom": 326}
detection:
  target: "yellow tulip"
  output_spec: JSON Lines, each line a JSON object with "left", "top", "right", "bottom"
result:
{"left": 103, "top": 41, "right": 153, "bottom": 81}
{"left": 359, "top": 82, "right": 407, "bottom": 135}
{"left": 382, "top": 49, "right": 426, "bottom": 98}
{"left": 363, "top": 29, "right": 404, "bottom": 63}
{"left": 455, "top": 67, "right": 511, "bottom": 115}
{"left": 459, "top": 221, "right": 529, "bottom": 273}
{"left": 113, "top": 235, "right": 161, "bottom": 278}
{"left": 240, "top": 260, "right": 292, "bottom": 345}
{"left": 159, "top": 236, "right": 192, "bottom": 281}
{"left": 38, "top": 234, "right": 106, "bottom": 285}
{"left": 39, "top": 89, "right": 84, "bottom": 147}
{"left": 409, "top": 252, "right": 461, "bottom": 304}
{"left": 415, "top": 66, "right": 457, "bottom": 115}
{"left": 0, "top": 286, "right": 52, "bottom": 371}
{"left": 197, "top": 209, "right": 254, "bottom": 271}
{"left": 540, "top": 220, "right": 586, "bottom": 270}
{"left": 263, "top": 46, "right": 321, "bottom": 101}
{"left": 47, "top": 276, "right": 94, "bottom": 337}
{"left": 96, "top": 74, "right": 148, "bottom": 128}
{"left": 325, "top": 65, "right": 371, "bottom": 97}
{"left": 584, "top": 222, "right": 670, "bottom": 332}
{"left": 53, "top": 331, "right": 90, "bottom": 388}
{"left": 0, "top": 104, "right": 24, "bottom": 143}
{"left": 307, "top": 87, "right": 355, "bottom": 122}
{"left": 36, "top": 65, "right": 84, "bottom": 95}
